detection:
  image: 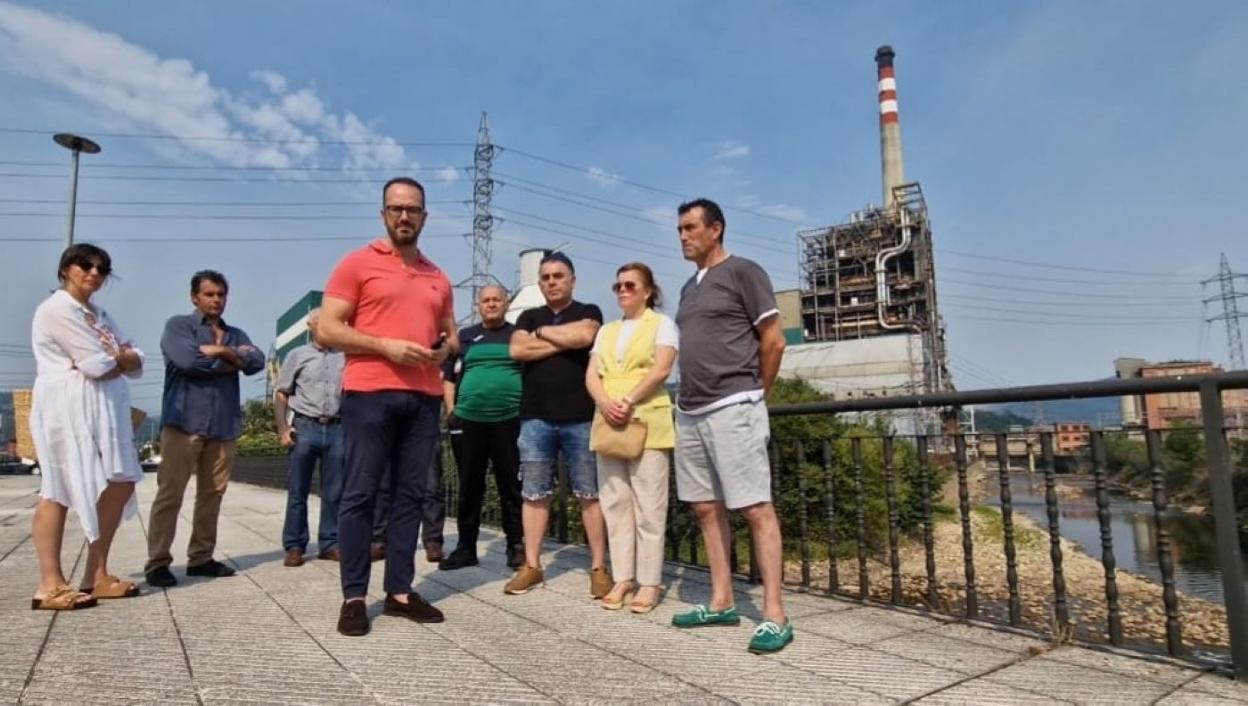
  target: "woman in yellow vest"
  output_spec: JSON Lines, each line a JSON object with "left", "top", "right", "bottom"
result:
{"left": 585, "top": 262, "right": 678, "bottom": 613}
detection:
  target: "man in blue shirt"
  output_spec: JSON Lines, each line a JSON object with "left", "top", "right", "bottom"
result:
{"left": 144, "top": 270, "right": 265, "bottom": 588}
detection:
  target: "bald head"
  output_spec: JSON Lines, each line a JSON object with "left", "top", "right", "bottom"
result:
{"left": 476, "top": 285, "right": 508, "bottom": 327}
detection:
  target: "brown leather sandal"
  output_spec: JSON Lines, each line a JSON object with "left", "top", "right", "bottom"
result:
{"left": 83, "top": 575, "right": 141, "bottom": 599}
{"left": 30, "top": 584, "right": 98, "bottom": 611}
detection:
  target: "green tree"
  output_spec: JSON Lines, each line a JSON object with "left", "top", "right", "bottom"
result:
{"left": 238, "top": 397, "right": 279, "bottom": 451}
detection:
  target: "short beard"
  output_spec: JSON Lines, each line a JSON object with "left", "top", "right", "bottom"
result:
{"left": 387, "top": 224, "right": 420, "bottom": 247}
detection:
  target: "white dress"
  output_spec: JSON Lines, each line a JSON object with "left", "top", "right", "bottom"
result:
{"left": 29, "top": 289, "right": 145, "bottom": 542}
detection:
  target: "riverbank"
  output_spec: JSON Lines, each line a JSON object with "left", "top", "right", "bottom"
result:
{"left": 782, "top": 508, "right": 1230, "bottom": 652}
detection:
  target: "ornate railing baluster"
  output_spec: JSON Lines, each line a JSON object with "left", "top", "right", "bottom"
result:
{"left": 795, "top": 439, "right": 812, "bottom": 589}
{"left": 995, "top": 433, "right": 1021, "bottom": 626}
{"left": 1040, "top": 432, "right": 1070, "bottom": 630}
{"left": 883, "top": 436, "right": 902, "bottom": 604}
{"left": 955, "top": 434, "right": 977, "bottom": 619}
{"left": 1146, "top": 429, "right": 1183, "bottom": 656}
{"left": 917, "top": 435, "right": 938, "bottom": 608}
{"left": 1091, "top": 432, "right": 1123, "bottom": 645}
{"left": 822, "top": 439, "right": 839, "bottom": 595}
{"left": 852, "top": 436, "right": 869, "bottom": 601}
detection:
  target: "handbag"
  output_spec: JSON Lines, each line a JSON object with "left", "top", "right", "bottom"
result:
{"left": 590, "top": 413, "right": 647, "bottom": 459}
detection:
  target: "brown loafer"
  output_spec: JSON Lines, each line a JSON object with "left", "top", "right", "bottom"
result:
{"left": 383, "top": 593, "right": 444, "bottom": 623}
{"left": 424, "top": 543, "right": 444, "bottom": 563}
{"left": 316, "top": 548, "right": 341, "bottom": 562}
{"left": 589, "top": 566, "right": 613, "bottom": 599}
{"left": 284, "top": 548, "right": 304, "bottom": 567}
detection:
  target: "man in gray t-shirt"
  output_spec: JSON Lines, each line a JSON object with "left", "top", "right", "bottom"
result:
{"left": 670, "top": 198, "right": 792, "bottom": 654}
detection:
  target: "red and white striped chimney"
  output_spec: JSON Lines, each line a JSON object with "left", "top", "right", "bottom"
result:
{"left": 876, "top": 45, "right": 905, "bottom": 210}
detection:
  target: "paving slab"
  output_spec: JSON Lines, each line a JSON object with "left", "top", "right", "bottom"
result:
{"left": 1, "top": 475, "right": 1245, "bottom": 705}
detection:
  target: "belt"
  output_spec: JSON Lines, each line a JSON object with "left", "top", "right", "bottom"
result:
{"left": 295, "top": 412, "right": 341, "bottom": 425}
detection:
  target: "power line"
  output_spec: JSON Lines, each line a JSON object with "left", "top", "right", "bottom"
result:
{"left": 0, "top": 198, "right": 467, "bottom": 207}
{"left": 0, "top": 233, "right": 467, "bottom": 243}
{"left": 0, "top": 212, "right": 467, "bottom": 221}
{"left": 940, "top": 293, "right": 1200, "bottom": 309}
{"left": 0, "top": 171, "right": 469, "bottom": 183}
{"left": 0, "top": 126, "right": 474, "bottom": 147}
{"left": 945, "top": 303, "right": 1197, "bottom": 322}
{"left": 941, "top": 265, "right": 1200, "bottom": 288}
{"left": 944, "top": 310, "right": 1195, "bottom": 327}
{"left": 497, "top": 217, "right": 678, "bottom": 263}
{"left": 937, "top": 248, "right": 1197, "bottom": 279}
{"left": 940, "top": 277, "right": 1203, "bottom": 300}
{"left": 496, "top": 145, "right": 815, "bottom": 226}
{"left": 0, "top": 160, "right": 468, "bottom": 173}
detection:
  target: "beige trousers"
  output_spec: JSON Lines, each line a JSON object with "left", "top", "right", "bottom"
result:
{"left": 596, "top": 449, "right": 670, "bottom": 586}
{"left": 145, "top": 426, "right": 237, "bottom": 572}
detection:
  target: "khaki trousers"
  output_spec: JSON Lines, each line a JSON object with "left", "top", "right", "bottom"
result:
{"left": 145, "top": 426, "right": 237, "bottom": 572}
{"left": 596, "top": 449, "right": 670, "bottom": 586}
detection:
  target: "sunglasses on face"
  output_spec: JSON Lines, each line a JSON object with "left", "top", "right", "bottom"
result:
{"left": 74, "top": 260, "right": 110, "bottom": 276}
{"left": 611, "top": 281, "right": 639, "bottom": 294}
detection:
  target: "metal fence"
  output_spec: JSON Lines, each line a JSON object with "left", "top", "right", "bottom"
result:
{"left": 240, "top": 370, "right": 1248, "bottom": 679}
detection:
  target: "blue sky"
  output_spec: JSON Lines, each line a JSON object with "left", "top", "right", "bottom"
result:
{"left": 1, "top": 1, "right": 1245, "bottom": 416}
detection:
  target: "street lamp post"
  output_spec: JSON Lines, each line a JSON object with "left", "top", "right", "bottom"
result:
{"left": 52, "top": 133, "right": 101, "bottom": 248}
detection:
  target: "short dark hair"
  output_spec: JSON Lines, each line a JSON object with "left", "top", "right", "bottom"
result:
{"left": 617, "top": 261, "right": 663, "bottom": 309}
{"left": 382, "top": 177, "right": 426, "bottom": 204}
{"left": 540, "top": 250, "right": 575, "bottom": 275}
{"left": 678, "top": 198, "right": 726, "bottom": 241}
{"left": 191, "top": 270, "right": 229, "bottom": 295}
{"left": 57, "top": 242, "right": 112, "bottom": 283}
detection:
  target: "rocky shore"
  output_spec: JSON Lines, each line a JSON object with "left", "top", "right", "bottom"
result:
{"left": 782, "top": 507, "right": 1231, "bottom": 652}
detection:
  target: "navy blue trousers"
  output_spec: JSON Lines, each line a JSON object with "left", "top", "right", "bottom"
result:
{"left": 338, "top": 390, "right": 441, "bottom": 599}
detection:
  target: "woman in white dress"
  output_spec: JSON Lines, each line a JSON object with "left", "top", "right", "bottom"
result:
{"left": 29, "top": 244, "right": 145, "bottom": 610}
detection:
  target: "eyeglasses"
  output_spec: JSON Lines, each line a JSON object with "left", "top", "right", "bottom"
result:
{"left": 74, "top": 260, "right": 111, "bottom": 276}
{"left": 384, "top": 205, "right": 426, "bottom": 217}
{"left": 611, "top": 281, "right": 639, "bottom": 294}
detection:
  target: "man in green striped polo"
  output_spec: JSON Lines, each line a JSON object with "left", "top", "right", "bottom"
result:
{"left": 439, "top": 285, "right": 525, "bottom": 569}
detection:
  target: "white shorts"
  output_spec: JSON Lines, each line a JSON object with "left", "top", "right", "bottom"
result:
{"left": 674, "top": 400, "right": 772, "bottom": 510}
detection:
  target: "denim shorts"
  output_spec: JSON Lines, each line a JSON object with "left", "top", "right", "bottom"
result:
{"left": 518, "top": 419, "right": 598, "bottom": 500}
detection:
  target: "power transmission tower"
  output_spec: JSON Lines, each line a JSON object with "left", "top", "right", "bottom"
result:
{"left": 454, "top": 112, "right": 500, "bottom": 323}
{"left": 1203, "top": 253, "right": 1248, "bottom": 370}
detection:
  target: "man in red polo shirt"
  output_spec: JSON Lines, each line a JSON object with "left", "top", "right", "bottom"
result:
{"left": 318, "top": 177, "right": 458, "bottom": 636}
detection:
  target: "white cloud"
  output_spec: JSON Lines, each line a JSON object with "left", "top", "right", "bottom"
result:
{"left": 0, "top": 2, "right": 411, "bottom": 171}
{"left": 250, "top": 68, "right": 287, "bottom": 94}
{"left": 587, "top": 166, "right": 620, "bottom": 187}
{"left": 436, "top": 166, "right": 461, "bottom": 183}
{"left": 715, "top": 140, "right": 750, "bottom": 160}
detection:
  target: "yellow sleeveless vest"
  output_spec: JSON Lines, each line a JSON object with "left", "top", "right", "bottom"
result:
{"left": 596, "top": 308, "right": 675, "bottom": 449}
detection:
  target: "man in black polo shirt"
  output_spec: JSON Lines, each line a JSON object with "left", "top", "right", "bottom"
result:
{"left": 504, "top": 252, "right": 610, "bottom": 598}
{"left": 439, "top": 284, "right": 525, "bottom": 570}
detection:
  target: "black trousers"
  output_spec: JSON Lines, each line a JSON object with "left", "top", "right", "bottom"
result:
{"left": 339, "top": 391, "right": 440, "bottom": 599}
{"left": 371, "top": 457, "right": 446, "bottom": 548}
{"left": 455, "top": 417, "right": 523, "bottom": 550}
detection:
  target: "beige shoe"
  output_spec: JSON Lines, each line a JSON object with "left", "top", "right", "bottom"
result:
{"left": 600, "top": 581, "right": 636, "bottom": 611}
{"left": 504, "top": 565, "right": 545, "bottom": 595}
{"left": 589, "top": 566, "right": 613, "bottom": 599}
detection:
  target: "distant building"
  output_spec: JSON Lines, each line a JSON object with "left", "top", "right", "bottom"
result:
{"left": 1115, "top": 358, "right": 1248, "bottom": 432}
{"left": 1054, "top": 422, "right": 1091, "bottom": 455}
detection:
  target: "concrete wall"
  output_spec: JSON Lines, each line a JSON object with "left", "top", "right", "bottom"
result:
{"left": 778, "top": 333, "right": 923, "bottom": 399}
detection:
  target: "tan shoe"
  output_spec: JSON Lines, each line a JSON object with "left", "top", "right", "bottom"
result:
{"left": 589, "top": 566, "right": 613, "bottom": 599}
{"left": 600, "top": 581, "right": 636, "bottom": 610}
{"left": 504, "top": 565, "right": 545, "bottom": 595}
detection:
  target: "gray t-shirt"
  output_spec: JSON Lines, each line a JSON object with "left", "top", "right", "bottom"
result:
{"left": 276, "top": 343, "right": 345, "bottom": 418}
{"left": 675, "top": 255, "right": 778, "bottom": 413}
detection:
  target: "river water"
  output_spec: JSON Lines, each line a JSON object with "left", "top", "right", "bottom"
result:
{"left": 987, "top": 472, "right": 1248, "bottom": 604}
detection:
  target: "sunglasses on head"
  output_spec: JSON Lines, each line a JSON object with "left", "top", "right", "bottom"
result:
{"left": 610, "top": 281, "right": 639, "bottom": 294}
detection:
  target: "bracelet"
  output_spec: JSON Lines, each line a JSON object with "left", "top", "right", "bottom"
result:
{"left": 534, "top": 326, "right": 544, "bottom": 340}
{"left": 621, "top": 394, "right": 635, "bottom": 406}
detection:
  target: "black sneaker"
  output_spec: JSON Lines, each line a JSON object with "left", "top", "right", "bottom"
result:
{"left": 186, "top": 559, "right": 236, "bottom": 578}
{"left": 145, "top": 566, "right": 177, "bottom": 588}
{"left": 506, "top": 544, "right": 524, "bottom": 569}
{"left": 383, "top": 593, "right": 444, "bottom": 623}
{"left": 337, "top": 600, "right": 370, "bottom": 636}
{"left": 438, "top": 547, "right": 479, "bottom": 571}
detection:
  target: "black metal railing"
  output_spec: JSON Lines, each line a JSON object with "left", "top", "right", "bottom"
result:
{"left": 451, "top": 371, "right": 1247, "bottom": 678}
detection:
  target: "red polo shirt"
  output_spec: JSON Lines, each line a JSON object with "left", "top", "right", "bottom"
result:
{"left": 324, "top": 238, "right": 453, "bottom": 395}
